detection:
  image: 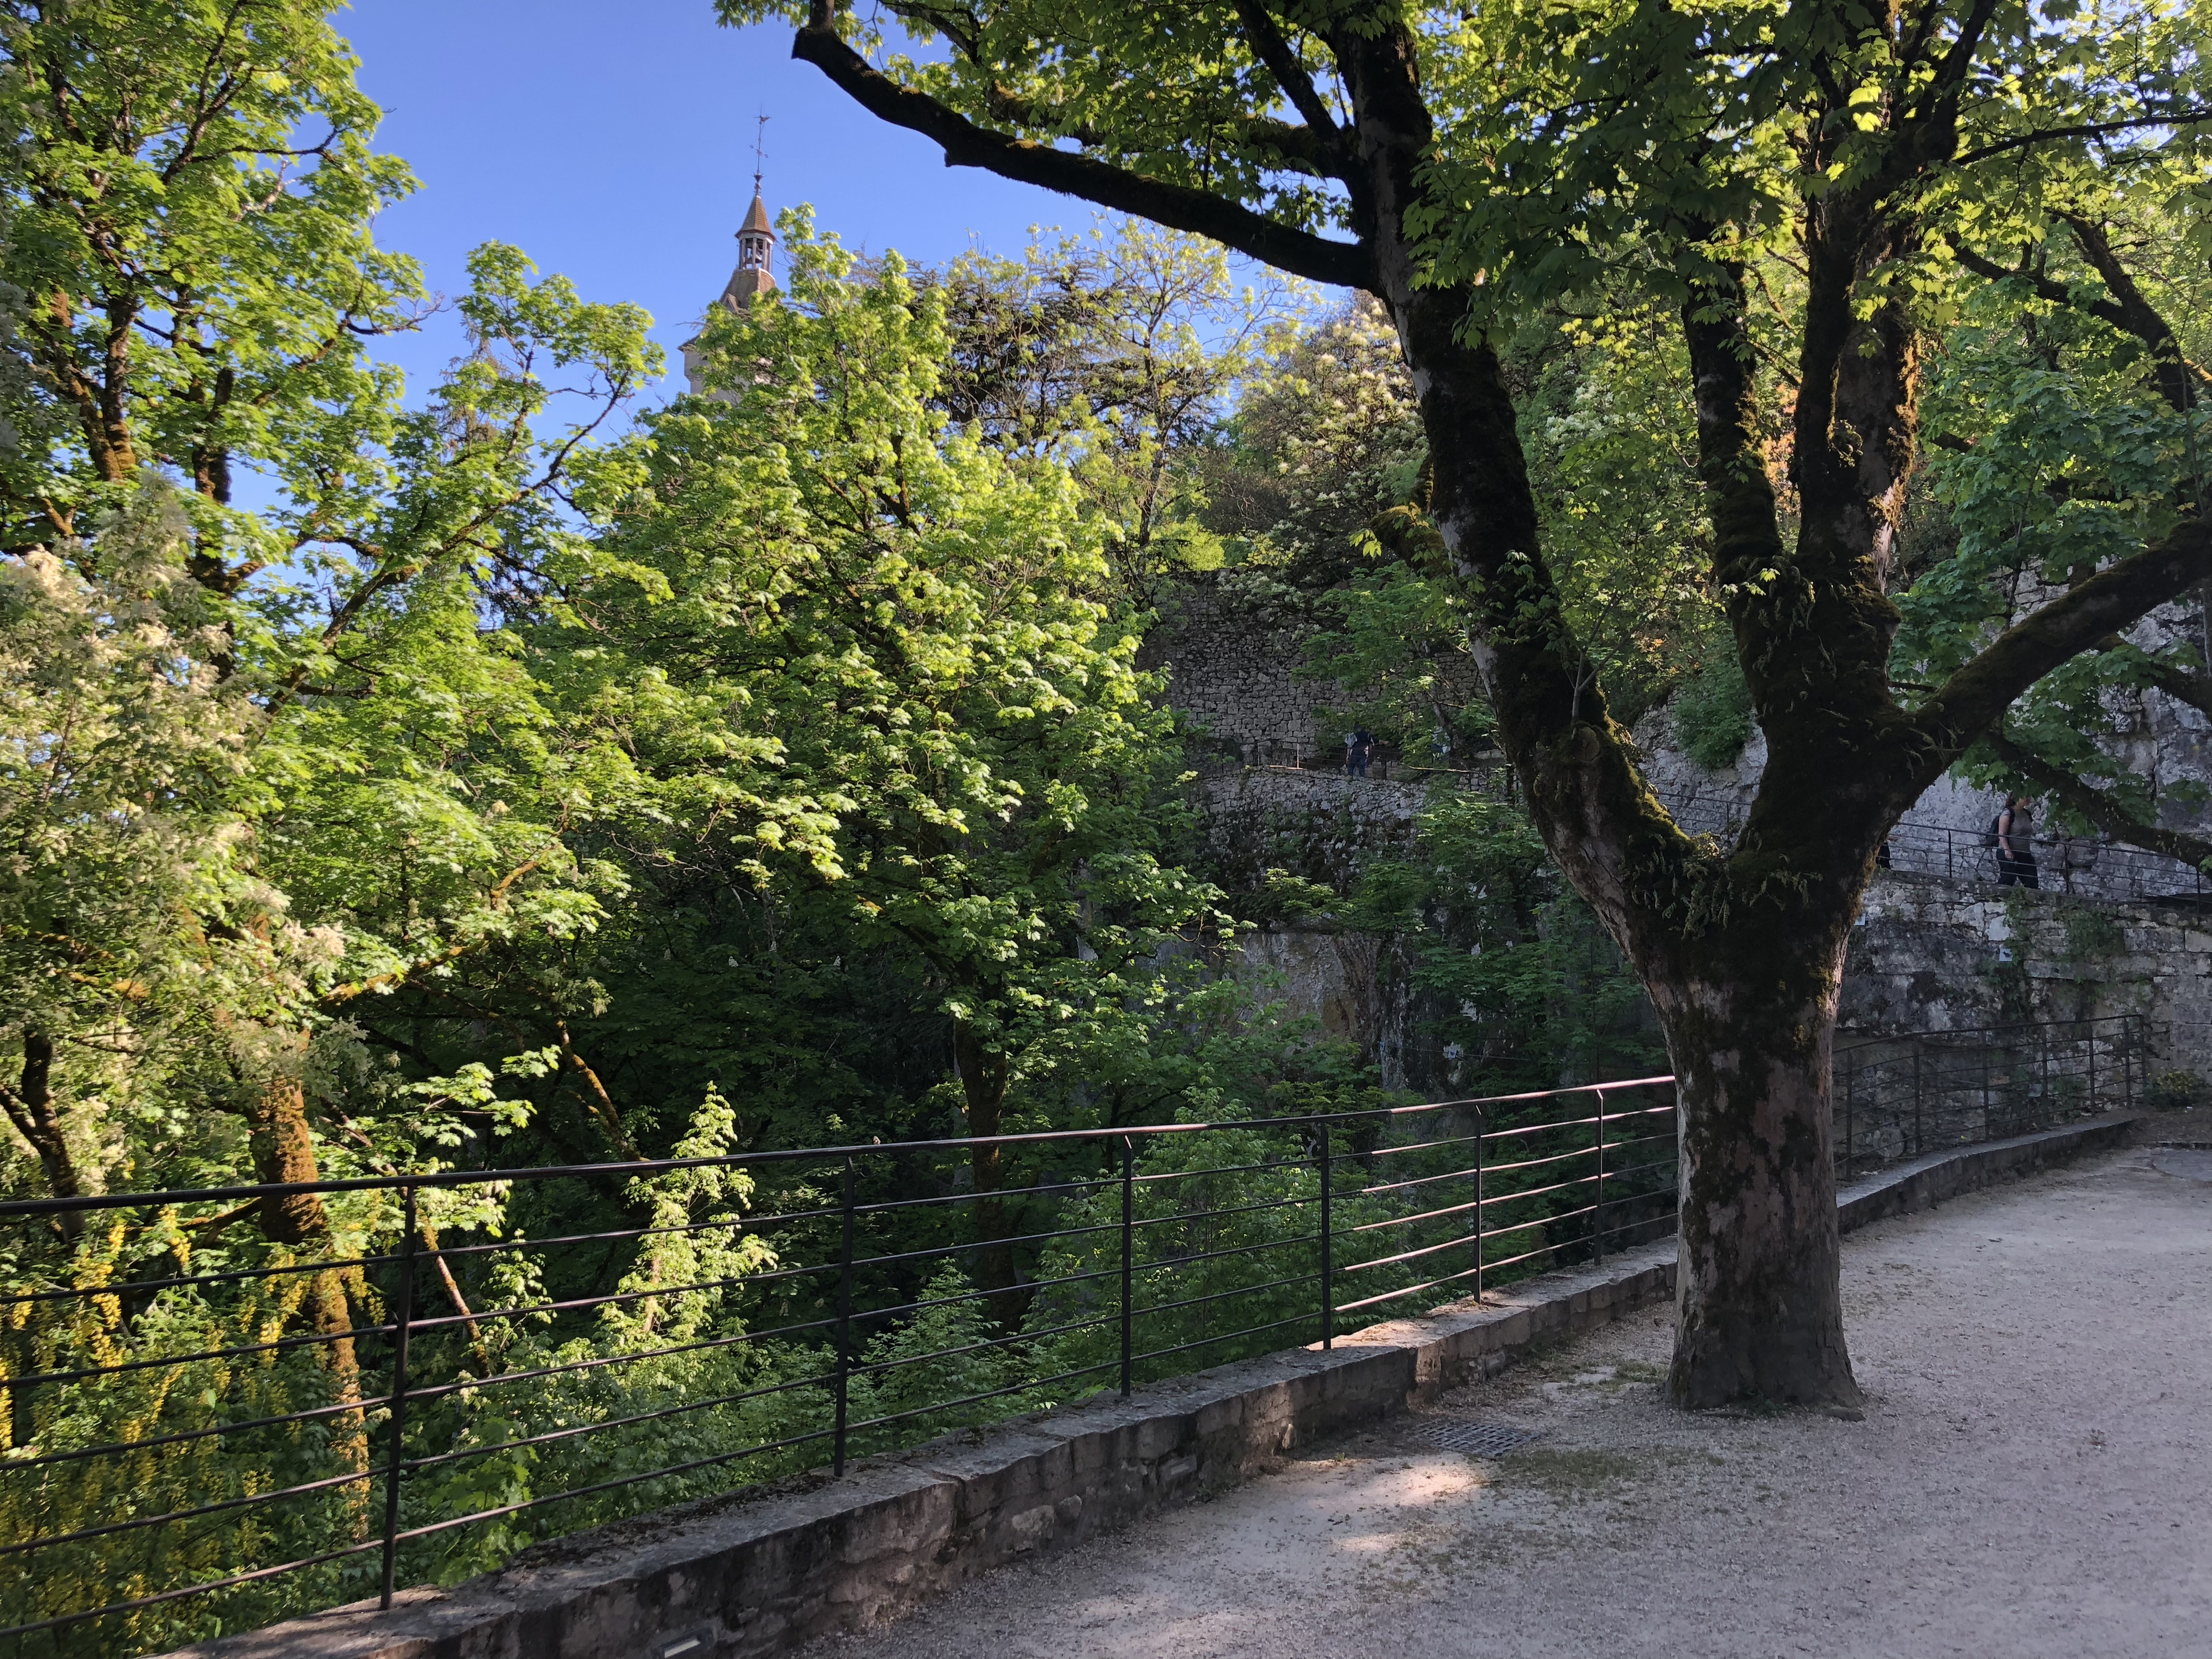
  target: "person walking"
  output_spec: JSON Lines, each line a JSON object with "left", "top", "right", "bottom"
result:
{"left": 1347, "top": 728, "right": 1373, "bottom": 778}
{"left": 1995, "top": 794, "right": 2040, "bottom": 888}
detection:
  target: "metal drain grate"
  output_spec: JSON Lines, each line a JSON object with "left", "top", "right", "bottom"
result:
{"left": 1410, "top": 1420, "right": 1543, "bottom": 1457}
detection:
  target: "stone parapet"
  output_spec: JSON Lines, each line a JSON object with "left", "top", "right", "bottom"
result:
{"left": 160, "top": 1114, "right": 2135, "bottom": 1659}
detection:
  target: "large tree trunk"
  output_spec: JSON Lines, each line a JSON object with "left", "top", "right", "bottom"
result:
{"left": 791, "top": 0, "right": 2212, "bottom": 1418}
{"left": 1647, "top": 933, "right": 1861, "bottom": 1408}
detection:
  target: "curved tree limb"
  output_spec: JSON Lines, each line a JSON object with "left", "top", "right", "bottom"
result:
{"left": 1986, "top": 728, "right": 2212, "bottom": 870}
{"left": 789, "top": 20, "right": 1375, "bottom": 291}
{"left": 1914, "top": 521, "right": 2212, "bottom": 783}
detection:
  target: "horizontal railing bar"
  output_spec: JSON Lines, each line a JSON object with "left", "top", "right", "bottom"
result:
{"left": 1334, "top": 1259, "right": 1488, "bottom": 1314}
{"left": 840, "top": 1358, "right": 1122, "bottom": 1437}
{"left": 403, "top": 1366, "right": 837, "bottom": 1475}
{"left": 0, "top": 1079, "right": 1681, "bottom": 1221}
{"left": 1, "top": 1386, "right": 401, "bottom": 1472}
{"left": 1129, "top": 1191, "right": 1310, "bottom": 1231}
{"left": 7, "top": 1317, "right": 397, "bottom": 1392}
{"left": 1340, "top": 1191, "right": 1488, "bottom": 1237}
{"left": 1131, "top": 1311, "right": 1318, "bottom": 1368}
{"left": 1128, "top": 1269, "right": 1314, "bottom": 1324}
{"left": 0, "top": 1245, "right": 411, "bottom": 1309}
{"left": 398, "top": 1355, "right": 1129, "bottom": 1551}
{"left": 1337, "top": 1130, "right": 1482, "bottom": 1161}
{"left": 854, "top": 1310, "right": 1120, "bottom": 1381}
{"left": 1131, "top": 1229, "right": 1324, "bottom": 1279}
{"left": 402, "top": 1313, "right": 840, "bottom": 1408}
{"left": 0, "top": 1536, "right": 388, "bottom": 1641}
{"left": 1339, "top": 1225, "right": 1488, "bottom": 1276}
{"left": 855, "top": 1172, "right": 1120, "bottom": 1217}
{"left": 840, "top": 1215, "right": 1123, "bottom": 1275}
{"left": 424, "top": 1204, "right": 841, "bottom": 1266}
{"left": 1133, "top": 1154, "right": 1313, "bottom": 1186}
{"left": 389, "top": 1424, "right": 847, "bottom": 1543}
{"left": 0, "top": 1464, "right": 380, "bottom": 1559}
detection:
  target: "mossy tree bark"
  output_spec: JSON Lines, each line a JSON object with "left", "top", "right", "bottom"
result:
{"left": 246, "top": 1071, "right": 370, "bottom": 1515}
{"left": 791, "top": 0, "right": 2212, "bottom": 1406}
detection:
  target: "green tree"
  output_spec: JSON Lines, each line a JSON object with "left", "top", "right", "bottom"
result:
{"left": 547, "top": 221, "right": 1244, "bottom": 1297}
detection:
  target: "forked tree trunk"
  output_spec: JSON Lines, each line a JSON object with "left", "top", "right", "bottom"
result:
{"left": 1646, "top": 925, "right": 1861, "bottom": 1409}
{"left": 1, "top": 1032, "right": 86, "bottom": 1238}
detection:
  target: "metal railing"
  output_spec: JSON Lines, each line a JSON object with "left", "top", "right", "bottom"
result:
{"left": 1834, "top": 1015, "right": 2143, "bottom": 1176}
{"left": 0, "top": 1078, "right": 1674, "bottom": 1657}
{"left": 0, "top": 1013, "right": 2146, "bottom": 1657}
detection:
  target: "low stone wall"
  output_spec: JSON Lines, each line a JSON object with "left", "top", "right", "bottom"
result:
{"left": 168, "top": 1115, "right": 2137, "bottom": 1659}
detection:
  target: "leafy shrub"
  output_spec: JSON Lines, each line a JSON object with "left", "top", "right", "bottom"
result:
{"left": 2143, "top": 1068, "right": 2206, "bottom": 1111}
{"left": 1674, "top": 649, "right": 1756, "bottom": 770}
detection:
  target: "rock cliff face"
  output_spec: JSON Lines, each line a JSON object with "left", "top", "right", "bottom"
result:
{"left": 1843, "top": 873, "right": 2212, "bottom": 1060}
{"left": 1157, "top": 594, "right": 2212, "bottom": 1088}
{"left": 1139, "top": 574, "right": 1486, "bottom": 765}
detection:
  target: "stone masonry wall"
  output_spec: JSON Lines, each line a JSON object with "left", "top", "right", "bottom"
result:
{"left": 1141, "top": 578, "right": 1337, "bottom": 755}
{"left": 1844, "top": 870, "right": 2212, "bottom": 1069}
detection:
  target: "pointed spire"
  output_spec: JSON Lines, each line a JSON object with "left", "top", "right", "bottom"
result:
{"left": 682, "top": 115, "right": 777, "bottom": 395}
{"left": 721, "top": 113, "right": 776, "bottom": 306}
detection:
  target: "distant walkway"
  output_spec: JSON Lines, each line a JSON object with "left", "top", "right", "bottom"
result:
{"left": 1210, "top": 758, "right": 2212, "bottom": 907}
{"left": 809, "top": 1147, "right": 2212, "bottom": 1659}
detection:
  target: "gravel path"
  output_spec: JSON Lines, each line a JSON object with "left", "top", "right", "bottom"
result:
{"left": 808, "top": 1146, "right": 2212, "bottom": 1658}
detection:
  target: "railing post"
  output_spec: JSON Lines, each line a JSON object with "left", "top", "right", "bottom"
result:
{"left": 1912, "top": 1044, "right": 1924, "bottom": 1156}
{"left": 1991, "top": 1044, "right": 2008, "bottom": 1150}
{"left": 1843, "top": 1049, "right": 1855, "bottom": 1176}
{"left": 2089, "top": 1025, "right": 2098, "bottom": 1112}
{"left": 833, "top": 1154, "right": 855, "bottom": 1477}
{"left": 379, "top": 1183, "right": 418, "bottom": 1611}
{"left": 1119, "top": 1135, "right": 1134, "bottom": 1397}
{"left": 1472, "top": 1110, "right": 1485, "bottom": 1304}
{"left": 1317, "top": 1120, "right": 1333, "bottom": 1352}
{"left": 1592, "top": 1088, "right": 1606, "bottom": 1262}
{"left": 2039, "top": 1024, "right": 2050, "bottom": 1128}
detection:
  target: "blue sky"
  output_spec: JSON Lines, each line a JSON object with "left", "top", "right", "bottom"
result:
{"left": 337, "top": 1, "right": 1067, "bottom": 403}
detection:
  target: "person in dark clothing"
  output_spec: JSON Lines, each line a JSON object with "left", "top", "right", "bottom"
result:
{"left": 1347, "top": 728, "right": 1373, "bottom": 778}
{"left": 1995, "top": 794, "right": 2039, "bottom": 888}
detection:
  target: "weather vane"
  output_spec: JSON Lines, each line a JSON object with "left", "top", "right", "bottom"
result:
{"left": 753, "top": 112, "right": 770, "bottom": 196}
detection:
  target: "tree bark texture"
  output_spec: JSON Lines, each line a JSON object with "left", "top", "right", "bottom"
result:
{"left": 247, "top": 1071, "right": 371, "bottom": 1507}
{"left": 0, "top": 1032, "right": 86, "bottom": 1239}
{"left": 1647, "top": 932, "right": 1860, "bottom": 1406}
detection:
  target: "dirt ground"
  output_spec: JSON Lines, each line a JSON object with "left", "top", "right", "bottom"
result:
{"left": 809, "top": 1145, "right": 2212, "bottom": 1658}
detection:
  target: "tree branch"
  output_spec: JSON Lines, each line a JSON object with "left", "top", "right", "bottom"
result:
{"left": 789, "top": 23, "right": 1375, "bottom": 291}
{"left": 1955, "top": 106, "right": 2212, "bottom": 168}
{"left": 2060, "top": 214, "right": 2198, "bottom": 416}
{"left": 1231, "top": 0, "right": 1341, "bottom": 142}
{"left": 1916, "top": 520, "right": 2212, "bottom": 769}
{"left": 1986, "top": 728, "right": 2212, "bottom": 869}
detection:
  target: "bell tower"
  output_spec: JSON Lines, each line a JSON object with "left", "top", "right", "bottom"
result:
{"left": 682, "top": 116, "right": 778, "bottom": 395}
